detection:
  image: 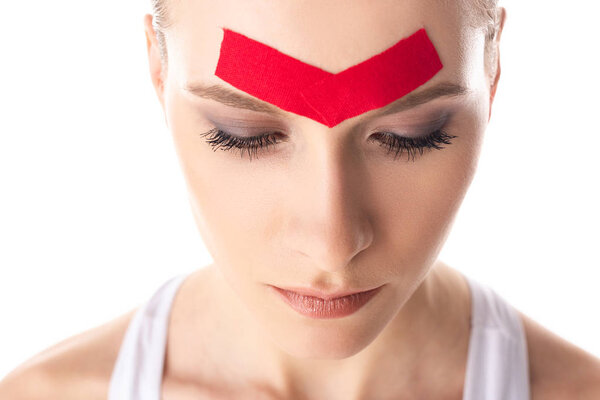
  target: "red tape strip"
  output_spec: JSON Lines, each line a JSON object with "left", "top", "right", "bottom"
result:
{"left": 215, "top": 27, "right": 443, "bottom": 128}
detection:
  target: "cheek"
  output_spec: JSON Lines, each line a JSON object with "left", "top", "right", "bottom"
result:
{"left": 182, "top": 158, "right": 271, "bottom": 289}
{"left": 164, "top": 93, "right": 298, "bottom": 289}
{"left": 374, "top": 117, "right": 483, "bottom": 276}
{"left": 165, "top": 91, "right": 264, "bottom": 281}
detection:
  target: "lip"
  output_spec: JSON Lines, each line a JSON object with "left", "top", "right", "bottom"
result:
{"left": 274, "top": 285, "right": 379, "bottom": 300}
{"left": 269, "top": 285, "right": 383, "bottom": 319}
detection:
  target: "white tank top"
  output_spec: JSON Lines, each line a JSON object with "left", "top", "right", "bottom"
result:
{"left": 107, "top": 271, "right": 531, "bottom": 399}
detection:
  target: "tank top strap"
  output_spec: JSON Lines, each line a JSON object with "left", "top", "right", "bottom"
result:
{"left": 107, "top": 272, "right": 190, "bottom": 400}
{"left": 461, "top": 275, "right": 531, "bottom": 400}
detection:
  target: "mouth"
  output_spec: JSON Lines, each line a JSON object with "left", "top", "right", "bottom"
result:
{"left": 268, "top": 285, "right": 383, "bottom": 319}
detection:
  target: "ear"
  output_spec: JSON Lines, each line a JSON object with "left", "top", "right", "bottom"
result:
{"left": 488, "top": 7, "right": 507, "bottom": 122}
{"left": 143, "top": 14, "right": 166, "bottom": 112}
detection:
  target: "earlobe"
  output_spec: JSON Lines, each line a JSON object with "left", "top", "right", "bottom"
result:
{"left": 143, "top": 14, "right": 165, "bottom": 110}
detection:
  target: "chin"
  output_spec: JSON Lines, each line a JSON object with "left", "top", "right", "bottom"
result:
{"left": 264, "top": 305, "right": 395, "bottom": 361}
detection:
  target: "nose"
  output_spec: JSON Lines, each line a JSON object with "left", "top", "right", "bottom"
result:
{"left": 291, "top": 137, "right": 374, "bottom": 273}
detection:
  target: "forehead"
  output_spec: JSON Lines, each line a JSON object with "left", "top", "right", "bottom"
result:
{"left": 166, "top": 0, "right": 485, "bottom": 102}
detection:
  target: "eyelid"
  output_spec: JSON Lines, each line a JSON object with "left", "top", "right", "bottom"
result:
{"left": 208, "top": 120, "right": 288, "bottom": 137}
{"left": 368, "top": 112, "right": 451, "bottom": 137}
{"left": 205, "top": 107, "right": 452, "bottom": 139}
{"left": 203, "top": 112, "right": 287, "bottom": 132}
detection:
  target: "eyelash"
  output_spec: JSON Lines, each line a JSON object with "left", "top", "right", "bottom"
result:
{"left": 198, "top": 127, "right": 457, "bottom": 162}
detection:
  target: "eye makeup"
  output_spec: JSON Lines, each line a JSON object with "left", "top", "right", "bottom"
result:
{"left": 196, "top": 104, "right": 458, "bottom": 162}
{"left": 198, "top": 126, "right": 456, "bottom": 163}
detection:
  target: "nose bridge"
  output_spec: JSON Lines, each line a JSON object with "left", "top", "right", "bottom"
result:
{"left": 296, "top": 135, "right": 374, "bottom": 273}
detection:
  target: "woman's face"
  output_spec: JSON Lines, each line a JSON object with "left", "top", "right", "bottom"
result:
{"left": 149, "top": 0, "right": 494, "bottom": 358}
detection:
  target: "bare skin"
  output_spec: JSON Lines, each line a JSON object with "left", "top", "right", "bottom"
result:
{"left": 2, "top": 0, "right": 600, "bottom": 398}
{"left": 159, "top": 260, "right": 472, "bottom": 399}
{"left": 1, "top": 262, "right": 599, "bottom": 399}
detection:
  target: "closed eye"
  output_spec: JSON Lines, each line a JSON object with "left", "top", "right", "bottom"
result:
{"left": 198, "top": 127, "right": 456, "bottom": 162}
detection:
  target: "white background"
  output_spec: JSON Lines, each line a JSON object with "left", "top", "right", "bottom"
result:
{"left": 1, "top": 0, "right": 599, "bottom": 379}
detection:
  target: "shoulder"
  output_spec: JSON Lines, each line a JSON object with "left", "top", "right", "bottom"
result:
{"left": 0, "top": 307, "right": 139, "bottom": 400}
{"left": 519, "top": 311, "right": 600, "bottom": 399}
{"left": 439, "top": 261, "right": 600, "bottom": 399}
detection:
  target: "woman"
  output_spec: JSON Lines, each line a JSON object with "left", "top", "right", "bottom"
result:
{"left": 1, "top": 0, "right": 599, "bottom": 398}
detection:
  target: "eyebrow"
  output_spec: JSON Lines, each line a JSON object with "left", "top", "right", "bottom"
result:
{"left": 184, "top": 82, "right": 286, "bottom": 116}
{"left": 183, "top": 81, "right": 470, "bottom": 119}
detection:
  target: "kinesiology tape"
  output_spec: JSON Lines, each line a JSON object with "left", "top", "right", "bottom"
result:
{"left": 215, "top": 27, "right": 443, "bottom": 128}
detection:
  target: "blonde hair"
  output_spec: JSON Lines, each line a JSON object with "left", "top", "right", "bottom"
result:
{"left": 149, "top": 0, "right": 173, "bottom": 69}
